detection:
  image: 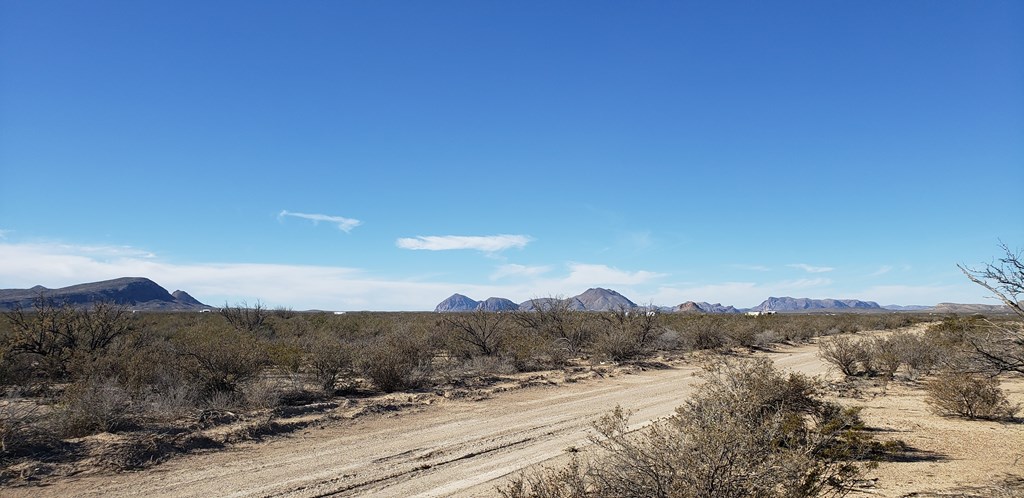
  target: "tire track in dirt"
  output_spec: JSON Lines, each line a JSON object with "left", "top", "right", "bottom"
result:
{"left": 14, "top": 342, "right": 830, "bottom": 498}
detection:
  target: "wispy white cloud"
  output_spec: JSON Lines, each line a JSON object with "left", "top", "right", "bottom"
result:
{"left": 491, "top": 264, "right": 552, "bottom": 280}
{"left": 396, "top": 234, "right": 531, "bottom": 252}
{"left": 787, "top": 263, "right": 834, "bottom": 273}
{"left": 868, "top": 265, "right": 893, "bottom": 277}
{"left": 562, "top": 263, "right": 666, "bottom": 286}
{"left": 779, "top": 278, "right": 833, "bottom": 289}
{"left": 278, "top": 210, "right": 361, "bottom": 233}
{"left": 0, "top": 241, "right": 988, "bottom": 311}
{"left": 0, "top": 241, "right": 497, "bottom": 310}
{"left": 0, "top": 229, "right": 11, "bottom": 239}
{"left": 731, "top": 264, "right": 771, "bottom": 272}
{"left": 621, "top": 231, "right": 654, "bottom": 251}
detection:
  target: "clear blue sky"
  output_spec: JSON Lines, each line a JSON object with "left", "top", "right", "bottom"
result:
{"left": 1, "top": 1, "right": 1021, "bottom": 310}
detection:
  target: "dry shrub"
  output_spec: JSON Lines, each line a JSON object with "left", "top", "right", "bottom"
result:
{"left": 357, "top": 333, "right": 433, "bottom": 392}
{"left": 0, "top": 394, "right": 47, "bottom": 457}
{"left": 887, "top": 332, "right": 940, "bottom": 379}
{"left": 864, "top": 337, "right": 901, "bottom": 379}
{"left": 460, "top": 355, "right": 519, "bottom": 376}
{"left": 591, "top": 328, "right": 644, "bottom": 362}
{"left": 2, "top": 299, "right": 134, "bottom": 381}
{"left": 514, "top": 300, "right": 593, "bottom": 356}
{"left": 141, "top": 381, "right": 199, "bottom": 421}
{"left": 303, "top": 332, "right": 355, "bottom": 393}
{"left": 674, "top": 316, "right": 726, "bottom": 352}
{"left": 441, "top": 310, "right": 509, "bottom": 357}
{"left": 821, "top": 332, "right": 941, "bottom": 381}
{"left": 925, "top": 371, "right": 1019, "bottom": 421}
{"left": 502, "top": 358, "right": 875, "bottom": 498}
{"left": 591, "top": 309, "right": 661, "bottom": 362}
{"left": 57, "top": 377, "right": 133, "bottom": 437}
{"left": 503, "top": 328, "right": 566, "bottom": 372}
{"left": 220, "top": 300, "right": 269, "bottom": 334}
{"left": 818, "top": 336, "right": 866, "bottom": 377}
{"left": 173, "top": 323, "right": 269, "bottom": 397}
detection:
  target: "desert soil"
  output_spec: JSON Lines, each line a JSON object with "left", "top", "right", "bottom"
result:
{"left": 8, "top": 325, "right": 1023, "bottom": 497}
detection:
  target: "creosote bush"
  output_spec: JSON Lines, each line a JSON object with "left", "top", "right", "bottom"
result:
{"left": 303, "top": 332, "right": 355, "bottom": 393}
{"left": 593, "top": 308, "right": 660, "bottom": 361}
{"left": 173, "top": 323, "right": 269, "bottom": 397}
{"left": 441, "top": 310, "right": 509, "bottom": 357}
{"left": 502, "top": 358, "right": 879, "bottom": 498}
{"left": 819, "top": 332, "right": 940, "bottom": 380}
{"left": 818, "top": 336, "right": 865, "bottom": 377}
{"left": 220, "top": 300, "right": 269, "bottom": 335}
{"left": 358, "top": 333, "right": 433, "bottom": 392}
{"left": 925, "top": 371, "right": 1019, "bottom": 421}
{"left": 57, "top": 376, "right": 133, "bottom": 437}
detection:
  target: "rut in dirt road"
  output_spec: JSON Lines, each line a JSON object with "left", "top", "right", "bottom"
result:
{"left": 17, "top": 345, "right": 827, "bottom": 498}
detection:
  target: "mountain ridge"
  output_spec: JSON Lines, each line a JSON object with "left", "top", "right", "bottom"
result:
{"left": 434, "top": 291, "right": 1008, "bottom": 314}
{"left": 0, "top": 277, "right": 211, "bottom": 311}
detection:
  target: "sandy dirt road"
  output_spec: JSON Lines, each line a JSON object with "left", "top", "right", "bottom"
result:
{"left": 17, "top": 344, "right": 828, "bottom": 498}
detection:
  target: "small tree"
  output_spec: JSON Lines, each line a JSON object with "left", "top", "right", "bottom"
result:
{"left": 3, "top": 298, "right": 132, "bottom": 380}
{"left": 441, "top": 309, "right": 509, "bottom": 357}
{"left": 514, "top": 297, "right": 592, "bottom": 356}
{"left": 220, "top": 300, "right": 269, "bottom": 334}
{"left": 595, "top": 306, "right": 660, "bottom": 361}
{"left": 958, "top": 243, "right": 1024, "bottom": 374}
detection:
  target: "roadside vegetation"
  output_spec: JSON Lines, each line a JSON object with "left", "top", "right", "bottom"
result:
{"left": 0, "top": 300, "right": 924, "bottom": 483}
{"left": 0, "top": 244, "right": 1020, "bottom": 495}
{"left": 501, "top": 358, "right": 903, "bottom": 498}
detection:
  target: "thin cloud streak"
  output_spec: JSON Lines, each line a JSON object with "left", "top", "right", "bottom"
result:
{"left": 279, "top": 210, "right": 362, "bottom": 233}
{"left": 396, "top": 235, "right": 531, "bottom": 252}
{"left": 0, "top": 242, "right": 990, "bottom": 311}
{"left": 787, "top": 263, "right": 834, "bottom": 273}
{"left": 491, "top": 264, "right": 552, "bottom": 280}
{"left": 731, "top": 264, "right": 771, "bottom": 272}
{"left": 868, "top": 265, "right": 894, "bottom": 277}
{"left": 562, "top": 263, "right": 666, "bottom": 286}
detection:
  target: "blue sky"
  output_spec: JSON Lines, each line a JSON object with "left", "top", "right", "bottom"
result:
{"left": 1, "top": 1, "right": 1021, "bottom": 310}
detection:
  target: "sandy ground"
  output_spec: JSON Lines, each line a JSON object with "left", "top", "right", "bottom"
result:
{"left": 7, "top": 326, "right": 1023, "bottom": 497}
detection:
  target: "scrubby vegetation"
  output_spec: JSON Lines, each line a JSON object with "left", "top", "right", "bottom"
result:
{"left": 500, "top": 358, "right": 891, "bottom": 498}
{"left": 1, "top": 294, "right": 1007, "bottom": 488}
{"left": 924, "top": 371, "right": 1019, "bottom": 421}
{"left": 817, "top": 314, "right": 1022, "bottom": 422}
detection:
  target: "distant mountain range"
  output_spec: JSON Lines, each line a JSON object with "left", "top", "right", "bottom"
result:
{"left": 678, "top": 301, "right": 742, "bottom": 314}
{"left": 435, "top": 290, "right": 1009, "bottom": 314}
{"left": 0, "top": 277, "right": 211, "bottom": 311}
{"left": 435, "top": 288, "right": 637, "bottom": 312}
{"left": 931, "top": 302, "right": 1010, "bottom": 313}
{"left": 0, "top": 278, "right": 1008, "bottom": 314}
{"left": 750, "top": 297, "right": 882, "bottom": 312}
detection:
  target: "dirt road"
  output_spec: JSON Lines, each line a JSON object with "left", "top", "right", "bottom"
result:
{"left": 25, "top": 329, "right": 1022, "bottom": 497}
{"left": 16, "top": 343, "right": 828, "bottom": 497}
